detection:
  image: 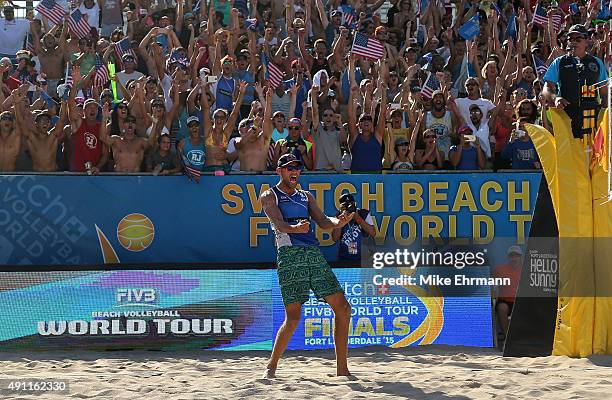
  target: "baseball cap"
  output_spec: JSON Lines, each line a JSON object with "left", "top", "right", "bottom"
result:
{"left": 122, "top": 53, "right": 136, "bottom": 62}
{"left": 568, "top": 24, "right": 588, "bottom": 37}
{"left": 507, "top": 245, "right": 523, "bottom": 256}
{"left": 16, "top": 52, "right": 30, "bottom": 60}
{"left": 83, "top": 98, "right": 99, "bottom": 107}
{"left": 186, "top": 115, "right": 200, "bottom": 125}
{"left": 395, "top": 137, "right": 409, "bottom": 146}
{"left": 277, "top": 153, "right": 303, "bottom": 168}
{"left": 457, "top": 125, "right": 473, "bottom": 135}
{"left": 410, "top": 85, "right": 422, "bottom": 93}
{"left": 184, "top": 12, "right": 194, "bottom": 20}
{"left": 288, "top": 117, "right": 301, "bottom": 126}
{"left": 330, "top": 10, "right": 340, "bottom": 17}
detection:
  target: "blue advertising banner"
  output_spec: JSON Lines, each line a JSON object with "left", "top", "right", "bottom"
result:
{"left": 0, "top": 268, "right": 492, "bottom": 350}
{"left": 273, "top": 268, "right": 493, "bottom": 350}
{"left": 0, "top": 173, "right": 541, "bottom": 266}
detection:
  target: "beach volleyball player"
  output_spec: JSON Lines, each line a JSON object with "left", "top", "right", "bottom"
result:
{"left": 260, "top": 154, "right": 355, "bottom": 378}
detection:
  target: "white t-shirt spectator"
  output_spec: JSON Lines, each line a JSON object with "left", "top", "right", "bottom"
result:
{"left": 79, "top": 1, "right": 101, "bottom": 30}
{"left": 455, "top": 97, "right": 495, "bottom": 126}
{"left": 467, "top": 121, "right": 492, "bottom": 158}
{"left": 0, "top": 18, "right": 29, "bottom": 56}
{"left": 116, "top": 70, "right": 144, "bottom": 89}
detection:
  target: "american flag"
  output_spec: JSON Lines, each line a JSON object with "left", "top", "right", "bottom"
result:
{"left": 68, "top": 9, "right": 91, "bottom": 39}
{"left": 340, "top": 5, "right": 355, "bottom": 27}
{"left": 26, "top": 33, "right": 36, "bottom": 55}
{"left": 93, "top": 56, "right": 109, "bottom": 87}
{"left": 114, "top": 38, "right": 135, "bottom": 59}
{"left": 351, "top": 32, "right": 384, "bottom": 60}
{"left": 36, "top": 0, "right": 66, "bottom": 25}
{"left": 64, "top": 62, "right": 73, "bottom": 86}
{"left": 114, "top": 38, "right": 136, "bottom": 68}
{"left": 421, "top": 72, "right": 440, "bottom": 99}
{"left": 532, "top": 4, "right": 548, "bottom": 26}
{"left": 533, "top": 55, "right": 548, "bottom": 77}
{"left": 551, "top": 12, "right": 563, "bottom": 32}
{"left": 180, "top": 153, "right": 201, "bottom": 183}
{"left": 261, "top": 53, "right": 284, "bottom": 89}
{"left": 569, "top": 3, "right": 579, "bottom": 15}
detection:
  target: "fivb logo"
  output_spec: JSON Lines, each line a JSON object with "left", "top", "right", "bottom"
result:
{"left": 116, "top": 288, "right": 159, "bottom": 307}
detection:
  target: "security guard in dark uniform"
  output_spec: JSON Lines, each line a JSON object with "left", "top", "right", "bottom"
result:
{"left": 543, "top": 24, "right": 608, "bottom": 138}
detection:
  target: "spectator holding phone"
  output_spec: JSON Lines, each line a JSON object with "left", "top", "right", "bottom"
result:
{"left": 449, "top": 125, "right": 485, "bottom": 170}
{"left": 501, "top": 118, "right": 541, "bottom": 170}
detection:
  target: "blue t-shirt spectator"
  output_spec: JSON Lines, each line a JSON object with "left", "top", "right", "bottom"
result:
{"left": 543, "top": 55, "right": 607, "bottom": 94}
{"left": 233, "top": 69, "right": 254, "bottom": 107}
{"left": 449, "top": 145, "right": 479, "bottom": 170}
{"left": 502, "top": 139, "right": 540, "bottom": 169}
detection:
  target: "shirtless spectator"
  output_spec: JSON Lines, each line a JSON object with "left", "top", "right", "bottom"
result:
{"left": 99, "top": 106, "right": 158, "bottom": 172}
{"left": 31, "top": 16, "right": 68, "bottom": 98}
{"left": 13, "top": 87, "right": 66, "bottom": 172}
{"left": 68, "top": 66, "right": 108, "bottom": 173}
{"left": 236, "top": 88, "right": 273, "bottom": 172}
{"left": 0, "top": 110, "right": 19, "bottom": 171}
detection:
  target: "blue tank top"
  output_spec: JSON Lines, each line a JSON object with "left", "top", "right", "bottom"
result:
{"left": 338, "top": 209, "right": 370, "bottom": 260}
{"left": 351, "top": 134, "right": 382, "bottom": 172}
{"left": 271, "top": 186, "right": 319, "bottom": 248}
{"left": 182, "top": 137, "right": 206, "bottom": 171}
{"left": 451, "top": 145, "right": 478, "bottom": 170}
{"left": 215, "top": 76, "right": 235, "bottom": 112}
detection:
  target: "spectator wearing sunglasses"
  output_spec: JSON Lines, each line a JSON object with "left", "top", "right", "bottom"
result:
{"left": 210, "top": 55, "right": 237, "bottom": 113}
{"left": 115, "top": 54, "right": 144, "bottom": 100}
{"left": 543, "top": 24, "right": 608, "bottom": 138}
{"left": 454, "top": 77, "right": 496, "bottom": 159}
{"left": 273, "top": 117, "right": 313, "bottom": 171}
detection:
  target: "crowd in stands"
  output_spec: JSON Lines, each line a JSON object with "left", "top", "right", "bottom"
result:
{"left": 0, "top": 0, "right": 606, "bottom": 175}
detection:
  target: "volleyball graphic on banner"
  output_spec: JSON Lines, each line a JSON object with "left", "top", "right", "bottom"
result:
{"left": 116, "top": 213, "right": 155, "bottom": 252}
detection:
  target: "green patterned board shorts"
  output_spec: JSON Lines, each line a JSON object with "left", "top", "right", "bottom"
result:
{"left": 276, "top": 246, "right": 343, "bottom": 305}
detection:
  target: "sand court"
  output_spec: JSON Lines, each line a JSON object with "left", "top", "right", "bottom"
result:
{"left": 0, "top": 346, "right": 610, "bottom": 399}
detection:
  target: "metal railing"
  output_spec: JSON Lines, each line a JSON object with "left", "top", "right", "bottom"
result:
{"left": 4, "top": 1, "right": 34, "bottom": 19}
